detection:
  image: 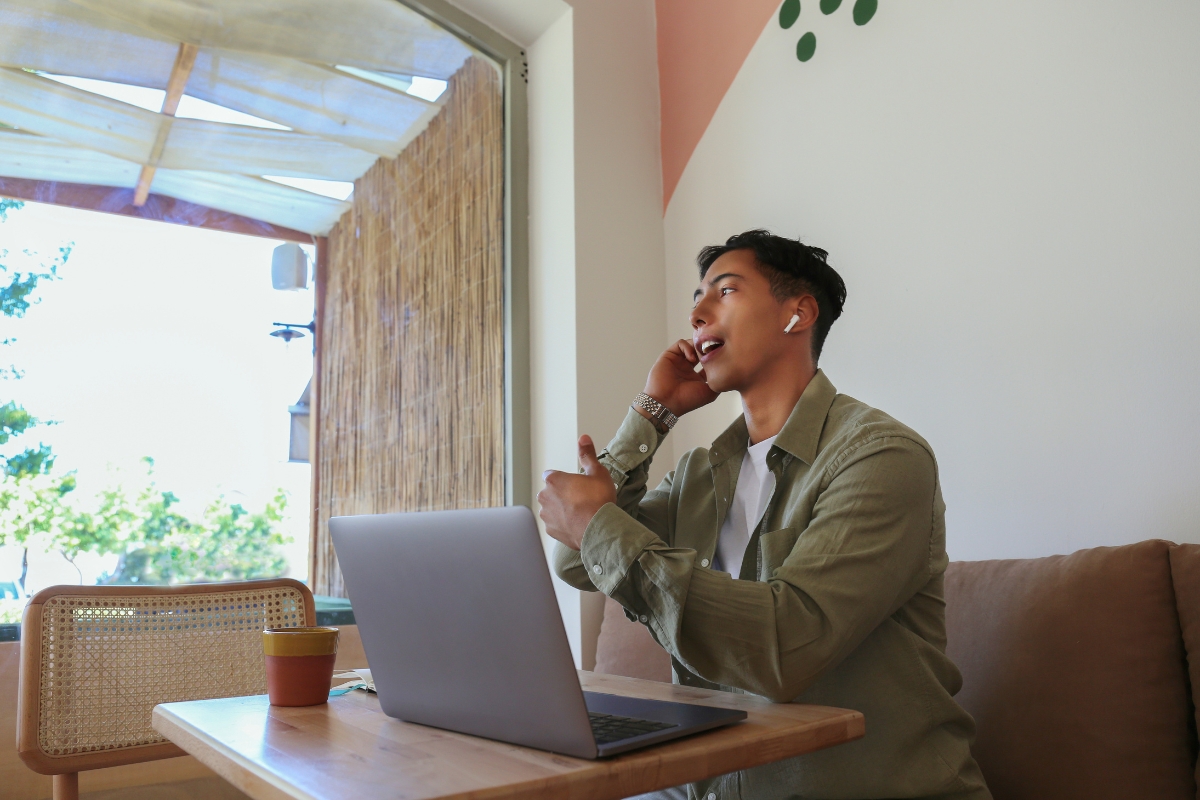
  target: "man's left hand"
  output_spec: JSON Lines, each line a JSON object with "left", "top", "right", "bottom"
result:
{"left": 537, "top": 435, "right": 616, "bottom": 551}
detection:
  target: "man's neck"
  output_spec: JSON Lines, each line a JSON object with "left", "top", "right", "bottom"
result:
{"left": 740, "top": 365, "right": 817, "bottom": 445}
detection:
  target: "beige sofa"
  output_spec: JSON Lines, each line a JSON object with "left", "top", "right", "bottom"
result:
{"left": 595, "top": 539, "right": 1200, "bottom": 800}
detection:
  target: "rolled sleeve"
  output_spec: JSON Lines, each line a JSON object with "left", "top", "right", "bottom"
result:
{"left": 600, "top": 408, "right": 666, "bottom": 481}
{"left": 551, "top": 408, "right": 672, "bottom": 591}
{"left": 579, "top": 503, "right": 658, "bottom": 594}
{"left": 578, "top": 499, "right": 701, "bottom": 646}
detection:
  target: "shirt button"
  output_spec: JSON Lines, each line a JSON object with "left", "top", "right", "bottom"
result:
{"left": 639, "top": 614, "right": 648, "bottom": 623}
{"left": 639, "top": 444, "right": 648, "bottom": 453}
{"left": 592, "top": 564, "right": 603, "bottom": 575}
{"left": 707, "top": 794, "right": 717, "bottom": 800}
{"left": 700, "top": 558, "right": 710, "bottom": 568}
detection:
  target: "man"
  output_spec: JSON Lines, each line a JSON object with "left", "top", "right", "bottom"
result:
{"left": 537, "top": 230, "right": 991, "bottom": 800}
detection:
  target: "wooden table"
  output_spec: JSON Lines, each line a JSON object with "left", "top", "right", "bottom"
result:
{"left": 153, "top": 671, "right": 864, "bottom": 800}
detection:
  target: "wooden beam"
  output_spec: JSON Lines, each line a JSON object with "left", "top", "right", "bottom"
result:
{"left": 134, "top": 43, "right": 199, "bottom": 207}
{"left": 0, "top": 177, "right": 313, "bottom": 243}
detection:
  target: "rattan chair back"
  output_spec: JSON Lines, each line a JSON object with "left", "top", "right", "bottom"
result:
{"left": 16, "top": 580, "right": 314, "bottom": 782}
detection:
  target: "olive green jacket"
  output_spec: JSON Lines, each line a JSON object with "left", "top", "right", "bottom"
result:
{"left": 554, "top": 371, "right": 991, "bottom": 800}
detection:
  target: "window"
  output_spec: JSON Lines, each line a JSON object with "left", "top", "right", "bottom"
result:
{"left": 0, "top": 0, "right": 528, "bottom": 605}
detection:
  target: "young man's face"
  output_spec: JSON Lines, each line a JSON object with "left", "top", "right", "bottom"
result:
{"left": 690, "top": 249, "right": 802, "bottom": 394}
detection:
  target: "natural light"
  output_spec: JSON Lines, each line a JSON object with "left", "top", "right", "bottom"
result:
{"left": 0, "top": 201, "right": 313, "bottom": 602}
{"left": 38, "top": 73, "right": 292, "bottom": 130}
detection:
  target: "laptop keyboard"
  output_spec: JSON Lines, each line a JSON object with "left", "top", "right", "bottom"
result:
{"left": 588, "top": 711, "right": 677, "bottom": 744}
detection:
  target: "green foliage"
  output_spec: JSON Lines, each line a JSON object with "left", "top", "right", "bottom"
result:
{"left": 0, "top": 246, "right": 70, "bottom": 319}
{"left": 0, "top": 598, "right": 23, "bottom": 624}
{"left": 111, "top": 486, "right": 291, "bottom": 584}
{"left": 0, "top": 458, "right": 292, "bottom": 589}
{"left": 0, "top": 198, "right": 72, "bottom": 479}
{"left": 4, "top": 443, "right": 54, "bottom": 477}
{"left": 109, "top": 494, "right": 290, "bottom": 585}
{"left": 90, "top": 462, "right": 291, "bottom": 585}
{"left": 0, "top": 198, "right": 21, "bottom": 222}
{"left": 0, "top": 469, "right": 78, "bottom": 549}
{"left": 0, "top": 401, "right": 37, "bottom": 445}
{"left": 0, "top": 399, "right": 57, "bottom": 477}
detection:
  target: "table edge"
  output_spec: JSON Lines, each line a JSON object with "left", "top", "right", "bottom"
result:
{"left": 153, "top": 703, "right": 319, "bottom": 800}
{"left": 153, "top": 689, "right": 866, "bottom": 800}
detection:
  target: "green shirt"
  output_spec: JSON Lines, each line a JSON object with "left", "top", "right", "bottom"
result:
{"left": 554, "top": 371, "right": 991, "bottom": 800}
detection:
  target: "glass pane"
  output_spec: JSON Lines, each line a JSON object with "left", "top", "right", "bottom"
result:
{"left": 0, "top": 0, "right": 503, "bottom": 605}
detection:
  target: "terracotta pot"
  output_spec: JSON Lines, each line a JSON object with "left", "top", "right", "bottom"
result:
{"left": 263, "top": 627, "right": 340, "bottom": 707}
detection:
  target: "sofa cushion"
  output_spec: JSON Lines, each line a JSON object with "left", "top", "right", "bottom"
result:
{"left": 945, "top": 539, "right": 1195, "bottom": 800}
{"left": 594, "top": 596, "right": 672, "bottom": 683}
{"left": 1170, "top": 543, "right": 1200, "bottom": 797}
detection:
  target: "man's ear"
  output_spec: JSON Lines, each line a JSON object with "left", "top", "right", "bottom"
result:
{"left": 786, "top": 295, "right": 819, "bottom": 334}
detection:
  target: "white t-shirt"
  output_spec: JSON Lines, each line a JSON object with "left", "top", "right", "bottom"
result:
{"left": 713, "top": 435, "right": 777, "bottom": 577}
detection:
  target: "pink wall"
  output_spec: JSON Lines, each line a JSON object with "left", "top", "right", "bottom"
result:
{"left": 655, "top": 0, "right": 779, "bottom": 211}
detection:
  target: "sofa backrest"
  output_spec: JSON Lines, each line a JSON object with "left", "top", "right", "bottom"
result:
{"left": 594, "top": 595, "right": 672, "bottom": 682}
{"left": 945, "top": 539, "right": 1196, "bottom": 800}
{"left": 1170, "top": 543, "right": 1200, "bottom": 797}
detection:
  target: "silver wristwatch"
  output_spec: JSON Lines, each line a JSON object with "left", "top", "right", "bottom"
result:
{"left": 633, "top": 392, "right": 678, "bottom": 431}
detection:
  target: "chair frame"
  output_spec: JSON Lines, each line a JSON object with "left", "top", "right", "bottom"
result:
{"left": 16, "top": 579, "right": 314, "bottom": 799}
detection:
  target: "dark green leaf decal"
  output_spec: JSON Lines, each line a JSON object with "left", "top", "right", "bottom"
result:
{"left": 780, "top": 0, "right": 876, "bottom": 64}
{"left": 779, "top": 0, "right": 800, "bottom": 29}
{"left": 852, "top": 0, "right": 877, "bottom": 25}
{"left": 796, "top": 32, "right": 817, "bottom": 62}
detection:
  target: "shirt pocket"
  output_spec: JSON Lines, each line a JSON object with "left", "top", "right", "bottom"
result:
{"left": 758, "top": 526, "right": 802, "bottom": 580}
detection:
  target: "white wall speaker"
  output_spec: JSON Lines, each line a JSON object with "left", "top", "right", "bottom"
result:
{"left": 271, "top": 243, "right": 309, "bottom": 291}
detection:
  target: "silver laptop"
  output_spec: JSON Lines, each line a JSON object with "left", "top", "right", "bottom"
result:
{"left": 330, "top": 506, "right": 746, "bottom": 759}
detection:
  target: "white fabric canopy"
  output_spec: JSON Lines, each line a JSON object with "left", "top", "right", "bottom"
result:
{"left": 151, "top": 171, "right": 351, "bottom": 234}
{"left": 67, "top": 0, "right": 472, "bottom": 80}
{"left": 0, "top": 130, "right": 139, "bottom": 186}
{"left": 0, "top": 0, "right": 476, "bottom": 235}
{"left": 0, "top": 131, "right": 351, "bottom": 233}
{"left": 0, "top": 69, "right": 380, "bottom": 179}
{"left": 0, "top": 0, "right": 443, "bottom": 157}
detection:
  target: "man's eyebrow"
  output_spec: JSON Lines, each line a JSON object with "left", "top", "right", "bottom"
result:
{"left": 694, "top": 272, "right": 743, "bottom": 300}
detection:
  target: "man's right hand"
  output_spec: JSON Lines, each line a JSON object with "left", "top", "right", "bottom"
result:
{"left": 642, "top": 339, "right": 721, "bottom": 420}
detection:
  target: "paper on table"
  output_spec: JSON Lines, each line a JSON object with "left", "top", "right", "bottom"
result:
{"left": 330, "top": 669, "right": 375, "bottom": 695}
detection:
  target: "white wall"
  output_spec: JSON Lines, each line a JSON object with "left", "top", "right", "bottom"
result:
{"left": 665, "top": 0, "right": 1200, "bottom": 560}
{"left": 450, "top": 0, "right": 667, "bottom": 665}
{"left": 526, "top": 8, "right": 585, "bottom": 661}
{"left": 568, "top": 0, "right": 667, "bottom": 457}
{"left": 566, "top": 0, "right": 667, "bottom": 666}
{"left": 444, "top": 0, "right": 567, "bottom": 47}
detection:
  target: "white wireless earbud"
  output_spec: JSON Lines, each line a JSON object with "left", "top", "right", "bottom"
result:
{"left": 784, "top": 314, "right": 800, "bottom": 333}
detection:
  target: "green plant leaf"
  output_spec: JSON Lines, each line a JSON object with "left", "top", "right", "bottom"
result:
{"left": 779, "top": 0, "right": 800, "bottom": 29}
{"left": 796, "top": 32, "right": 817, "bottom": 61}
{"left": 853, "top": 0, "right": 877, "bottom": 25}
{"left": 819, "top": 0, "right": 841, "bottom": 14}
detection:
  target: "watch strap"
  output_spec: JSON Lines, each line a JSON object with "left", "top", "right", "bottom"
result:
{"left": 633, "top": 392, "right": 678, "bottom": 431}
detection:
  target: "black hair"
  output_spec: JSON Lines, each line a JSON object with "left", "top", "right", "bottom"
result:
{"left": 697, "top": 229, "right": 847, "bottom": 363}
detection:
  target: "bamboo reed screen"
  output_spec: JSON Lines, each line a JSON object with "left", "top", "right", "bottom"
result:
{"left": 310, "top": 57, "right": 505, "bottom": 597}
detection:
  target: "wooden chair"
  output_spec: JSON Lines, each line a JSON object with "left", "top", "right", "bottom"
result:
{"left": 16, "top": 580, "right": 314, "bottom": 800}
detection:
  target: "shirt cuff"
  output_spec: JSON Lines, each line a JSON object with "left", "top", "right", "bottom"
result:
{"left": 601, "top": 407, "right": 667, "bottom": 476}
{"left": 579, "top": 502, "right": 657, "bottom": 595}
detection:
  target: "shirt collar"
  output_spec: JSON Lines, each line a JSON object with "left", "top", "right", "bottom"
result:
{"left": 708, "top": 370, "right": 838, "bottom": 467}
